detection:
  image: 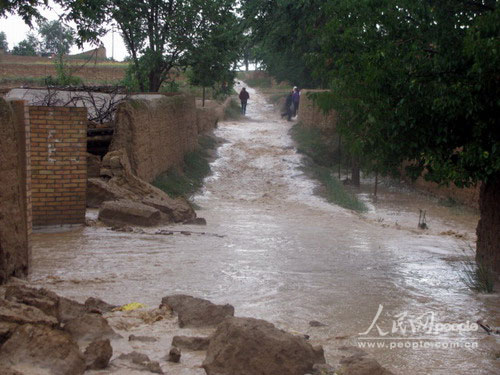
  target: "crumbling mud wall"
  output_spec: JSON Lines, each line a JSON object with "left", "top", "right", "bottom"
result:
{"left": 0, "top": 99, "right": 31, "bottom": 283}
{"left": 297, "top": 90, "right": 337, "bottom": 133}
{"left": 29, "top": 106, "right": 88, "bottom": 226}
{"left": 111, "top": 95, "right": 203, "bottom": 183}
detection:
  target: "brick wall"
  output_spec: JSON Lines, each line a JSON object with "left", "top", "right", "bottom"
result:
{"left": 110, "top": 95, "right": 199, "bottom": 183}
{"left": 298, "top": 90, "right": 337, "bottom": 133}
{"left": 29, "top": 106, "right": 88, "bottom": 226}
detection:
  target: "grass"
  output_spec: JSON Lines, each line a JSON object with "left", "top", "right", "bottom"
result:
{"left": 290, "top": 123, "right": 367, "bottom": 212}
{"left": 458, "top": 246, "right": 496, "bottom": 293}
{"left": 224, "top": 98, "right": 242, "bottom": 120}
{"left": 153, "top": 135, "right": 217, "bottom": 199}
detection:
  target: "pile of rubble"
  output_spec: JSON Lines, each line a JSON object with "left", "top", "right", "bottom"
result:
{"left": 0, "top": 286, "right": 394, "bottom": 375}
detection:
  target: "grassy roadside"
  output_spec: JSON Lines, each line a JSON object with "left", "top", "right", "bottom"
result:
{"left": 290, "top": 124, "right": 367, "bottom": 212}
{"left": 152, "top": 134, "right": 219, "bottom": 199}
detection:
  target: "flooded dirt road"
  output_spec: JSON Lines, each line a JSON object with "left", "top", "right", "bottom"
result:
{"left": 30, "top": 83, "right": 499, "bottom": 374}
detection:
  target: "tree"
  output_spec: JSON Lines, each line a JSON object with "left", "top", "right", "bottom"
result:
{"left": 63, "top": 0, "right": 243, "bottom": 92}
{"left": 0, "top": 0, "right": 48, "bottom": 26}
{"left": 38, "top": 19, "right": 74, "bottom": 56}
{"left": 11, "top": 33, "right": 39, "bottom": 55}
{"left": 0, "top": 31, "right": 8, "bottom": 51}
{"left": 308, "top": 0, "right": 499, "bottom": 271}
{"left": 188, "top": 13, "right": 241, "bottom": 106}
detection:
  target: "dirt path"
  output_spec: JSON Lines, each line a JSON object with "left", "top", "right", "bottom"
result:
{"left": 29, "top": 83, "right": 499, "bottom": 374}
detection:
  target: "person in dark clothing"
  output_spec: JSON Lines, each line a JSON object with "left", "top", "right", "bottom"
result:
{"left": 282, "top": 91, "right": 293, "bottom": 121}
{"left": 292, "top": 86, "right": 300, "bottom": 117}
{"left": 239, "top": 87, "right": 250, "bottom": 115}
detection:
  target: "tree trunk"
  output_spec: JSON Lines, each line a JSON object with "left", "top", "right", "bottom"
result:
{"left": 338, "top": 136, "right": 341, "bottom": 180}
{"left": 476, "top": 175, "right": 500, "bottom": 274}
{"left": 202, "top": 87, "right": 206, "bottom": 107}
{"left": 374, "top": 172, "right": 378, "bottom": 198}
{"left": 352, "top": 156, "right": 360, "bottom": 187}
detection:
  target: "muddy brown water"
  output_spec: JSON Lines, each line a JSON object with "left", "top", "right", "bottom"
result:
{"left": 29, "top": 83, "right": 499, "bottom": 374}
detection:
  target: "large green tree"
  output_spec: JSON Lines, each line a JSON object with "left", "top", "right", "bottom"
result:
{"left": 63, "top": 0, "right": 242, "bottom": 92}
{"left": 0, "top": 0, "right": 48, "bottom": 26}
{"left": 38, "top": 19, "right": 74, "bottom": 56}
{"left": 12, "top": 33, "right": 39, "bottom": 55}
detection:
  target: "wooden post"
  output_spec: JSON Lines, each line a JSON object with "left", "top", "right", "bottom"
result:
{"left": 202, "top": 87, "right": 206, "bottom": 107}
{"left": 338, "top": 135, "right": 341, "bottom": 180}
{"left": 374, "top": 172, "right": 378, "bottom": 199}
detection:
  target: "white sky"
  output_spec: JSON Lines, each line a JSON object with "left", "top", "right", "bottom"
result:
{"left": 0, "top": 1, "right": 128, "bottom": 61}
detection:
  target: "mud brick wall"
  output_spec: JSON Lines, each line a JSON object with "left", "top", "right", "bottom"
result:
{"left": 111, "top": 95, "right": 200, "bottom": 183}
{"left": 297, "top": 90, "right": 337, "bottom": 133}
{"left": 29, "top": 106, "right": 88, "bottom": 226}
{"left": 0, "top": 99, "right": 31, "bottom": 283}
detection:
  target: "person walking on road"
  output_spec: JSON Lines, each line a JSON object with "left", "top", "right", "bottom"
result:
{"left": 239, "top": 87, "right": 250, "bottom": 115}
{"left": 292, "top": 86, "right": 300, "bottom": 117}
{"left": 282, "top": 90, "right": 294, "bottom": 121}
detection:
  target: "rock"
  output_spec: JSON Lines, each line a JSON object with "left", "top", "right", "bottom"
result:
{"left": 183, "top": 217, "right": 207, "bottom": 225}
{"left": 98, "top": 200, "right": 162, "bottom": 227}
{"left": 129, "top": 334, "right": 157, "bottom": 343}
{"left": 339, "top": 351, "right": 394, "bottom": 375}
{"left": 161, "top": 294, "right": 234, "bottom": 328}
{"left": 309, "top": 320, "right": 327, "bottom": 327}
{"left": 87, "top": 178, "right": 131, "bottom": 208}
{"left": 63, "top": 313, "right": 118, "bottom": 345}
{"left": 172, "top": 335, "right": 210, "bottom": 351}
{"left": 117, "top": 351, "right": 164, "bottom": 374}
{"left": 0, "top": 324, "right": 85, "bottom": 375}
{"left": 0, "top": 321, "right": 18, "bottom": 344}
{"left": 58, "top": 296, "right": 87, "bottom": 323}
{"left": 5, "top": 285, "right": 59, "bottom": 319}
{"left": 311, "top": 363, "right": 336, "bottom": 374}
{"left": 168, "top": 347, "right": 181, "bottom": 363}
{"left": 84, "top": 339, "right": 113, "bottom": 370}
{"left": 142, "top": 196, "right": 196, "bottom": 223}
{"left": 0, "top": 298, "right": 58, "bottom": 327}
{"left": 4, "top": 285, "right": 87, "bottom": 323}
{"left": 0, "top": 366, "right": 24, "bottom": 375}
{"left": 84, "top": 297, "right": 117, "bottom": 314}
{"left": 202, "top": 317, "right": 325, "bottom": 375}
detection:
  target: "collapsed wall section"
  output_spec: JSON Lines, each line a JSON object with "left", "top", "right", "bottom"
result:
{"left": 29, "top": 106, "right": 88, "bottom": 226}
{"left": 111, "top": 95, "right": 198, "bottom": 183}
{"left": 0, "top": 99, "right": 31, "bottom": 283}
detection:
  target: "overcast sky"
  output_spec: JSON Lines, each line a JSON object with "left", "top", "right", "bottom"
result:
{"left": 0, "top": 1, "right": 128, "bottom": 61}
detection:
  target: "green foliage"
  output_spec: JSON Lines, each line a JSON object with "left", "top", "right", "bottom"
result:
{"left": 64, "top": 0, "right": 243, "bottom": 92}
{"left": 291, "top": 124, "right": 366, "bottom": 212}
{"left": 0, "top": 0, "right": 48, "bottom": 27}
{"left": 0, "top": 31, "right": 8, "bottom": 51}
{"left": 44, "top": 57, "right": 83, "bottom": 86}
{"left": 224, "top": 98, "right": 242, "bottom": 120}
{"left": 244, "top": 76, "right": 272, "bottom": 88}
{"left": 11, "top": 33, "right": 39, "bottom": 56}
{"left": 153, "top": 135, "right": 217, "bottom": 198}
{"left": 38, "top": 19, "right": 74, "bottom": 56}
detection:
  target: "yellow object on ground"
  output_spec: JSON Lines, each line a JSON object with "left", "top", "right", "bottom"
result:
{"left": 113, "top": 302, "right": 147, "bottom": 311}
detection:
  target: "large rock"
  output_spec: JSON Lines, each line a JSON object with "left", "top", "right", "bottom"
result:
{"left": 5, "top": 285, "right": 87, "bottom": 323}
{"left": 339, "top": 353, "right": 394, "bottom": 375}
{"left": 63, "top": 313, "right": 118, "bottom": 345}
{"left": 116, "top": 351, "right": 164, "bottom": 374}
{"left": 87, "top": 150, "right": 196, "bottom": 223}
{"left": 202, "top": 317, "right": 325, "bottom": 375}
{"left": 98, "top": 200, "right": 162, "bottom": 227}
{"left": 85, "top": 296, "right": 118, "bottom": 314}
{"left": 0, "top": 324, "right": 85, "bottom": 375}
{"left": 172, "top": 335, "right": 210, "bottom": 351}
{"left": 84, "top": 339, "right": 113, "bottom": 370}
{"left": 0, "top": 298, "right": 57, "bottom": 327}
{"left": 161, "top": 295, "right": 234, "bottom": 328}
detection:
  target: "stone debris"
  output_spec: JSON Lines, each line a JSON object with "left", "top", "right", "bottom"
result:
{"left": 63, "top": 312, "right": 120, "bottom": 346}
{"left": 129, "top": 334, "right": 158, "bottom": 342}
{"left": 161, "top": 294, "right": 234, "bottom": 328}
{"left": 84, "top": 339, "right": 113, "bottom": 370}
{"left": 167, "top": 346, "right": 181, "bottom": 363}
{"left": 309, "top": 320, "right": 327, "bottom": 327}
{"left": 172, "top": 335, "right": 210, "bottom": 351}
{"left": 202, "top": 316, "right": 326, "bottom": 375}
{"left": 84, "top": 296, "right": 118, "bottom": 314}
{"left": 116, "top": 351, "right": 164, "bottom": 374}
{"left": 98, "top": 200, "right": 163, "bottom": 227}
